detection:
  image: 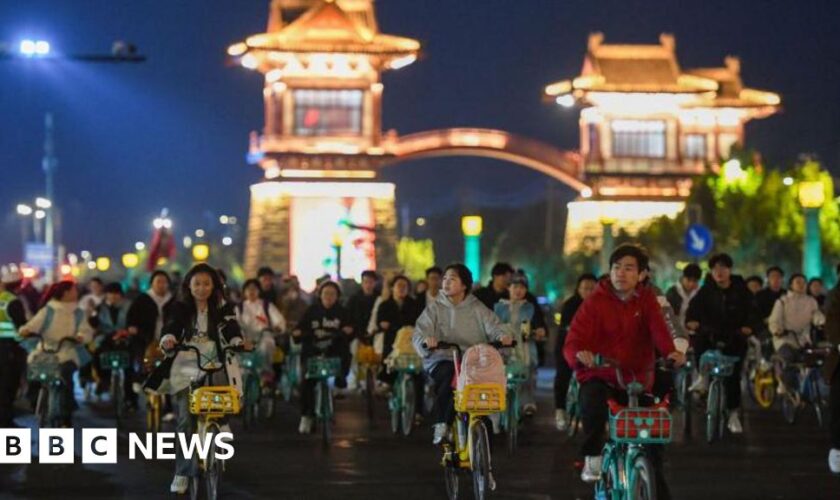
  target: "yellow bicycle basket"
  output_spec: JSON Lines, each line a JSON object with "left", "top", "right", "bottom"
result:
{"left": 189, "top": 386, "right": 241, "bottom": 416}
{"left": 357, "top": 343, "right": 382, "bottom": 365}
{"left": 455, "top": 383, "right": 506, "bottom": 414}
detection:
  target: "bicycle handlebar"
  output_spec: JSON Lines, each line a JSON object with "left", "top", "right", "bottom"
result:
{"left": 22, "top": 334, "right": 79, "bottom": 354}
{"left": 174, "top": 343, "right": 247, "bottom": 374}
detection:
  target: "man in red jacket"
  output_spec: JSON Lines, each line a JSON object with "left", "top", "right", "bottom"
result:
{"left": 564, "top": 244, "right": 685, "bottom": 487}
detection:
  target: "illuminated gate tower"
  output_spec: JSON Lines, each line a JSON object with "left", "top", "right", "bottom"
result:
{"left": 228, "top": 0, "right": 420, "bottom": 287}
{"left": 545, "top": 34, "right": 780, "bottom": 252}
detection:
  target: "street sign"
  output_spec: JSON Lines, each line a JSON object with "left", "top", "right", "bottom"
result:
{"left": 684, "top": 224, "right": 713, "bottom": 258}
{"left": 24, "top": 243, "right": 54, "bottom": 269}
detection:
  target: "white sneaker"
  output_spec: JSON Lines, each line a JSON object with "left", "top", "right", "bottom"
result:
{"left": 132, "top": 382, "right": 143, "bottom": 394}
{"left": 776, "top": 383, "right": 786, "bottom": 396}
{"left": 523, "top": 404, "right": 537, "bottom": 416}
{"left": 581, "top": 456, "right": 602, "bottom": 483}
{"left": 555, "top": 409, "right": 567, "bottom": 432}
{"left": 829, "top": 449, "right": 840, "bottom": 474}
{"left": 298, "top": 416, "right": 313, "bottom": 434}
{"left": 432, "top": 423, "right": 448, "bottom": 445}
{"left": 727, "top": 410, "right": 743, "bottom": 434}
{"left": 162, "top": 412, "right": 176, "bottom": 422}
{"left": 170, "top": 475, "right": 189, "bottom": 494}
{"left": 689, "top": 374, "right": 708, "bottom": 393}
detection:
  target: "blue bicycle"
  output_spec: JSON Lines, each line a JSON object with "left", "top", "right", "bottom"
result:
{"left": 699, "top": 346, "right": 739, "bottom": 443}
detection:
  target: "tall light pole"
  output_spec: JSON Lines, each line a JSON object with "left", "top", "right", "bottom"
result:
{"left": 42, "top": 113, "right": 58, "bottom": 282}
{"left": 798, "top": 181, "right": 825, "bottom": 278}
{"left": 461, "top": 216, "right": 483, "bottom": 282}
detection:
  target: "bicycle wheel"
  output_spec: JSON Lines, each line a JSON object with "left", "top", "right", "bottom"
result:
{"left": 444, "top": 462, "right": 460, "bottom": 500}
{"left": 365, "top": 366, "right": 376, "bottom": 423}
{"left": 809, "top": 373, "right": 825, "bottom": 427}
{"left": 506, "top": 390, "right": 518, "bottom": 456}
{"left": 678, "top": 368, "right": 692, "bottom": 437}
{"left": 706, "top": 380, "right": 720, "bottom": 443}
{"left": 205, "top": 441, "right": 220, "bottom": 500}
{"left": 401, "top": 375, "right": 416, "bottom": 437}
{"left": 146, "top": 394, "right": 161, "bottom": 433}
{"left": 595, "top": 445, "right": 619, "bottom": 500}
{"left": 781, "top": 391, "right": 798, "bottom": 425}
{"left": 470, "top": 420, "right": 491, "bottom": 500}
{"left": 35, "top": 387, "right": 49, "bottom": 427}
{"left": 630, "top": 454, "right": 657, "bottom": 500}
{"left": 319, "top": 381, "right": 333, "bottom": 448}
{"left": 390, "top": 379, "right": 401, "bottom": 435}
{"left": 114, "top": 372, "right": 125, "bottom": 426}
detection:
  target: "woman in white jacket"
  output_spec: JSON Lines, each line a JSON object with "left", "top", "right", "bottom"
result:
{"left": 769, "top": 273, "right": 825, "bottom": 393}
{"left": 236, "top": 279, "right": 286, "bottom": 382}
{"left": 19, "top": 281, "right": 94, "bottom": 425}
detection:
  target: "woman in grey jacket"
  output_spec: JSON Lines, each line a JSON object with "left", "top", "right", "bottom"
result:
{"left": 412, "top": 263, "right": 511, "bottom": 444}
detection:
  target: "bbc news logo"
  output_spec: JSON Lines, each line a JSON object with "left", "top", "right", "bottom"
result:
{"left": 0, "top": 428, "right": 235, "bottom": 464}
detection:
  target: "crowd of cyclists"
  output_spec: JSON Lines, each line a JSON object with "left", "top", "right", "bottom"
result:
{"left": 1, "top": 242, "right": 839, "bottom": 497}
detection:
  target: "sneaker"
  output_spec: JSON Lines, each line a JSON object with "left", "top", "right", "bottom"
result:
{"left": 555, "top": 409, "right": 568, "bottom": 432}
{"left": 132, "top": 382, "right": 143, "bottom": 395}
{"left": 689, "top": 374, "right": 708, "bottom": 393}
{"left": 727, "top": 410, "right": 743, "bottom": 434}
{"left": 581, "top": 456, "right": 602, "bottom": 483}
{"left": 523, "top": 404, "right": 537, "bottom": 417}
{"left": 776, "top": 383, "right": 786, "bottom": 396}
{"left": 170, "top": 475, "right": 189, "bottom": 494}
{"left": 432, "top": 423, "right": 448, "bottom": 445}
{"left": 298, "top": 416, "right": 313, "bottom": 434}
{"left": 162, "top": 412, "right": 176, "bottom": 423}
{"left": 829, "top": 449, "right": 840, "bottom": 474}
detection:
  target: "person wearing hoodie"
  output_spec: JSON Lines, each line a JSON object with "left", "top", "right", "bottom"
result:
{"left": 768, "top": 273, "right": 825, "bottom": 394}
{"left": 494, "top": 271, "right": 544, "bottom": 416}
{"left": 0, "top": 267, "right": 29, "bottom": 428}
{"left": 665, "top": 263, "right": 702, "bottom": 340}
{"left": 292, "top": 281, "right": 354, "bottom": 434}
{"left": 413, "top": 263, "right": 512, "bottom": 445}
{"left": 19, "top": 280, "right": 95, "bottom": 426}
{"left": 90, "top": 283, "right": 136, "bottom": 408}
{"left": 685, "top": 253, "right": 756, "bottom": 434}
{"left": 564, "top": 244, "right": 683, "bottom": 491}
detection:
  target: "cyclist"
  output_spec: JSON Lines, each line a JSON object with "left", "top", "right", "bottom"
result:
{"left": 376, "top": 275, "right": 421, "bottom": 376}
{"left": 685, "top": 253, "right": 755, "bottom": 434}
{"left": 292, "top": 281, "right": 354, "bottom": 434}
{"left": 417, "top": 266, "right": 443, "bottom": 311}
{"left": 19, "top": 280, "right": 94, "bottom": 427}
{"left": 768, "top": 273, "right": 824, "bottom": 394}
{"left": 494, "top": 271, "right": 543, "bottom": 416}
{"left": 236, "top": 278, "right": 286, "bottom": 384}
{"left": 148, "top": 264, "right": 243, "bottom": 495}
{"left": 0, "top": 267, "right": 29, "bottom": 428}
{"left": 563, "top": 244, "right": 684, "bottom": 492}
{"left": 665, "top": 264, "right": 702, "bottom": 340}
{"left": 554, "top": 273, "right": 597, "bottom": 431}
{"left": 90, "top": 282, "right": 137, "bottom": 410}
{"left": 412, "top": 263, "right": 512, "bottom": 445}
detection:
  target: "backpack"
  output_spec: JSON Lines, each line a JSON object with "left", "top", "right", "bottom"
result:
{"left": 457, "top": 343, "right": 506, "bottom": 391}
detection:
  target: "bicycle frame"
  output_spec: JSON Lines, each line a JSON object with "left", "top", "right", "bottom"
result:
{"left": 25, "top": 335, "right": 78, "bottom": 427}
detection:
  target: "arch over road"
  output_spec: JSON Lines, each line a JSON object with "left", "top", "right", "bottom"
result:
{"left": 384, "top": 128, "right": 588, "bottom": 193}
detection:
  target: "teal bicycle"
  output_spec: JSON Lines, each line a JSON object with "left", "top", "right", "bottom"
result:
{"left": 304, "top": 333, "right": 343, "bottom": 448}
{"left": 279, "top": 340, "right": 301, "bottom": 402}
{"left": 24, "top": 335, "right": 80, "bottom": 428}
{"left": 595, "top": 359, "right": 674, "bottom": 500}
{"left": 500, "top": 356, "right": 528, "bottom": 455}
{"left": 566, "top": 377, "right": 581, "bottom": 437}
{"left": 99, "top": 338, "right": 132, "bottom": 428}
{"left": 387, "top": 352, "right": 423, "bottom": 436}
{"left": 699, "top": 345, "right": 739, "bottom": 443}
{"left": 240, "top": 349, "right": 270, "bottom": 428}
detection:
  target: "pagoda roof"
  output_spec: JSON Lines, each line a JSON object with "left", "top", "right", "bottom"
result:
{"left": 544, "top": 33, "right": 780, "bottom": 111}
{"left": 234, "top": 0, "right": 420, "bottom": 57}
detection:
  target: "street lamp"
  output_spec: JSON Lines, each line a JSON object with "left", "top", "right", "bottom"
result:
{"left": 461, "top": 216, "right": 483, "bottom": 282}
{"left": 35, "top": 197, "right": 52, "bottom": 209}
{"left": 19, "top": 39, "right": 50, "bottom": 57}
{"left": 96, "top": 256, "right": 111, "bottom": 272}
{"left": 122, "top": 253, "right": 139, "bottom": 269}
{"left": 798, "top": 180, "right": 825, "bottom": 278}
{"left": 192, "top": 243, "right": 210, "bottom": 262}
{"left": 16, "top": 204, "right": 32, "bottom": 216}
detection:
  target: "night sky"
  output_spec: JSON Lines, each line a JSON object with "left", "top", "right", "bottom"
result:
{"left": 1, "top": 0, "right": 838, "bottom": 265}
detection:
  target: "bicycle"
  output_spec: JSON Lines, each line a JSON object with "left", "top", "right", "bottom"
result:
{"left": 565, "top": 377, "right": 581, "bottom": 437}
{"left": 99, "top": 337, "right": 132, "bottom": 427}
{"left": 699, "top": 345, "right": 739, "bottom": 444}
{"left": 672, "top": 348, "right": 695, "bottom": 438}
{"left": 778, "top": 345, "right": 831, "bottom": 426}
{"left": 356, "top": 333, "right": 382, "bottom": 425}
{"left": 23, "top": 334, "right": 79, "bottom": 428}
{"left": 240, "top": 349, "right": 264, "bottom": 429}
{"left": 500, "top": 355, "right": 528, "bottom": 456}
{"left": 143, "top": 343, "right": 165, "bottom": 433}
{"left": 278, "top": 337, "right": 301, "bottom": 402}
{"left": 427, "top": 340, "right": 513, "bottom": 500}
{"left": 387, "top": 352, "right": 423, "bottom": 436}
{"left": 303, "top": 332, "right": 343, "bottom": 448}
{"left": 745, "top": 335, "right": 777, "bottom": 410}
{"left": 594, "top": 358, "right": 674, "bottom": 500}
{"left": 174, "top": 343, "right": 244, "bottom": 500}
